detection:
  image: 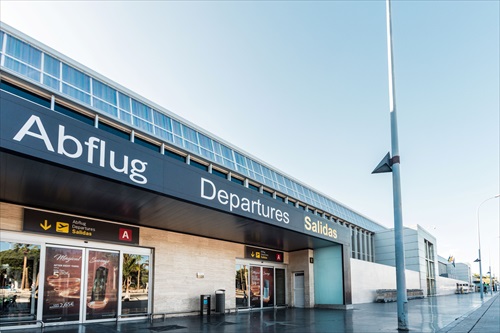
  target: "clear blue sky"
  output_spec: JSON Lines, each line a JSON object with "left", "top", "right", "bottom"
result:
{"left": 1, "top": 1, "right": 498, "bottom": 277}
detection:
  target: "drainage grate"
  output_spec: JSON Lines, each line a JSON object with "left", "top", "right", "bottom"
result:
{"left": 149, "top": 324, "right": 187, "bottom": 332}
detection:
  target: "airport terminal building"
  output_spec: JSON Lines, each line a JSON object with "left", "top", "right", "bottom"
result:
{"left": 0, "top": 23, "right": 466, "bottom": 329}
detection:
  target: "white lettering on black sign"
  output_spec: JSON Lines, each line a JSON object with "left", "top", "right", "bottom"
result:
{"left": 13, "top": 115, "right": 148, "bottom": 184}
{"left": 200, "top": 177, "right": 290, "bottom": 224}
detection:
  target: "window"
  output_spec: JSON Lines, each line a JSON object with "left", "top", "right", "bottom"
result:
{"left": 262, "top": 190, "right": 273, "bottom": 198}
{"left": 54, "top": 103, "right": 94, "bottom": 125}
{"left": 248, "top": 183, "right": 260, "bottom": 192}
{"left": 98, "top": 122, "right": 130, "bottom": 140}
{"left": 211, "top": 168, "right": 227, "bottom": 179}
{"left": 164, "top": 149, "right": 186, "bottom": 163}
{"left": 4, "top": 35, "right": 41, "bottom": 81}
{"left": 0, "top": 241, "right": 41, "bottom": 325}
{"left": 190, "top": 160, "right": 208, "bottom": 171}
{"left": 231, "top": 177, "right": 244, "bottom": 185}
{"left": 62, "top": 64, "right": 90, "bottom": 104}
{"left": 92, "top": 79, "right": 117, "bottom": 116}
{"left": 276, "top": 195, "right": 286, "bottom": 203}
{"left": 1, "top": 80, "right": 51, "bottom": 108}
{"left": 425, "top": 239, "right": 436, "bottom": 296}
{"left": 135, "top": 137, "right": 159, "bottom": 152}
{"left": 131, "top": 99, "right": 153, "bottom": 132}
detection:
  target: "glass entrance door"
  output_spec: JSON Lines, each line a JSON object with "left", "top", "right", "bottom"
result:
{"left": 236, "top": 264, "right": 282, "bottom": 309}
{"left": 42, "top": 246, "right": 121, "bottom": 323}
{"left": 42, "top": 246, "right": 83, "bottom": 323}
{"left": 235, "top": 264, "right": 249, "bottom": 309}
{"left": 85, "top": 249, "right": 119, "bottom": 321}
{"left": 0, "top": 241, "right": 41, "bottom": 325}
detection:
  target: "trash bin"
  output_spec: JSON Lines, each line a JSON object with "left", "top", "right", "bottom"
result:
{"left": 215, "top": 289, "right": 225, "bottom": 314}
{"left": 200, "top": 294, "right": 211, "bottom": 316}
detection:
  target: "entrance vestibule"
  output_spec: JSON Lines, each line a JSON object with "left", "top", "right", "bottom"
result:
{"left": 0, "top": 232, "right": 151, "bottom": 328}
{"left": 235, "top": 261, "right": 286, "bottom": 310}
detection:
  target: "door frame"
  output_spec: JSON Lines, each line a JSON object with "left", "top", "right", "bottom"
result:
{"left": 1, "top": 230, "right": 152, "bottom": 327}
{"left": 235, "top": 259, "right": 287, "bottom": 310}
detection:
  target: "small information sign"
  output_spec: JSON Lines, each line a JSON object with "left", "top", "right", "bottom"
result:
{"left": 23, "top": 208, "right": 139, "bottom": 245}
{"left": 245, "top": 246, "right": 284, "bottom": 263}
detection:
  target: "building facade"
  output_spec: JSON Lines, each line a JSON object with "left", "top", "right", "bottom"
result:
{"left": 0, "top": 22, "right": 389, "bottom": 329}
{"left": 0, "top": 22, "right": 473, "bottom": 330}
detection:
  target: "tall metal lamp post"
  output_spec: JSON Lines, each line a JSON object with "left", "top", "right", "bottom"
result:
{"left": 372, "top": 0, "right": 409, "bottom": 330}
{"left": 477, "top": 194, "right": 500, "bottom": 299}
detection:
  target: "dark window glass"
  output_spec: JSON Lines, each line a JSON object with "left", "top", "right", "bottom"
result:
{"left": 190, "top": 160, "right": 208, "bottom": 171}
{"left": 263, "top": 190, "right": 273, "bottom": 197}
{"left": 288, "top": 200, "right": 296, "bottom": 207}
{"left": 98, "top": 122, "right": 129, "bottom": 140}
{"left": 211, "top": 169, "right": 227, "bottom": 179}
{"left": 299, "top": 204, "right": 306, "bottom": 211}
{"left": 164, "top": 149, "right": 186, "bottom": 163}
{"left": 231, "top": 177, "right": 244, "bottom": 185}
{"left": 276, "top": 196, "right": 286, "bottom": 203}
{"left": 248, "top": 183, "right": 260, "bottom": 192}
{"left": 1, "top": 80, "right": 51, "bottom": 108}
{"left": 135, "top": 137, "right": 159, "bottom": 152}
{"left": 54, "top": 103, "right": 94, "bottom": 125}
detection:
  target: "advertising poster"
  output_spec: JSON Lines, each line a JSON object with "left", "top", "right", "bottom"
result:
{"left": 262, "top": 267, "right": 274, "bottom": 307}
{"left": 86, "top": 250, "right": 119, "bottom": 320}
{"left": 43, "top": 247, "right": 83, "bottom": 323}
{"left": 250, "top": 266, "right": 261, "bottom": 308}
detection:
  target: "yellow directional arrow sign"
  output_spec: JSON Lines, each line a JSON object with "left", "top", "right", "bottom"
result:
{"left": 40, "top": 219, "right": 51, "bottom": 230}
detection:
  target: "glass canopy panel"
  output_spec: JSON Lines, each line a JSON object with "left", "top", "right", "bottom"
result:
{"left": 119, "top": 110, "right": 131, "bottom": 123}
{"left": 43, "top": 75, "right": 59, "bottom": 90}
{"left": 198, "top": 133, "right": 213, "bottom": 151}
{"left": 93, "top": 98, "right": 118, "bottom": 117}
{"left": 93, "top": 79, "right": 117, "bottom": 105}
{"left": 155, "top": 127, "right": 173, "bottom": 143}
{"left": 43, "top": 54, "right": 60, "bottom": 78}
{"left": 118, "top": 92, "right": 131, "bottom": 112}
{"left": 171, "top": 119, "right": 182, "bottom": 136}
{"left": 62, "top": 83, "right": 90, "bottom": 104}
{"left": 152, "top": 110, "right": 171, "bottom": 131}
{"left": 5, "top": 35, "right": 41, "bottom": 69}
{"left": 4, "top": 58, "right": 40, "bottom": 81}
{"left": 181, "top": 124, "right": 198, "bottom": 145}
{"left": 133, "top": 117, "right": 153, "bottom": 133}
{"left": 131, "top": 99, "right": 151, "bottom": 120}
{"left": 183, "top": 140, "right": 199, "bottom": 154}
{"left": 62, "top": 63, "right": 90, "bottom": 93}
{"left": 200, "top": 148, "right": 215, "bottom": 161}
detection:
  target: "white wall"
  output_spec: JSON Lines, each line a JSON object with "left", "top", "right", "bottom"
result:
{"left": 350, "top": 258, "right": 421, "bottom": 304}
{"left": 436, "top": 276, "right": 469, "bottom": 295}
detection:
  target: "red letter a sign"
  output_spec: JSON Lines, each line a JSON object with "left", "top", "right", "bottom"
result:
{"left": 119, "top": 228, "right": 133, "bottom": 242}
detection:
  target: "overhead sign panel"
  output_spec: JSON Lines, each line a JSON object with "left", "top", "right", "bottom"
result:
{"left": 23, "top": 208, "right": 139, "bottom": 245}
{"left": 2, "top": 91, "right": 350, "bottom": 245}
{"left": 245, "top": 246, "right": 284, "bottom": 263}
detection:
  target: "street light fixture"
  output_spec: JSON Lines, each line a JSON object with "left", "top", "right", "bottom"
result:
{"left": 477, "top": 194, "right": 500, "bottom": 299}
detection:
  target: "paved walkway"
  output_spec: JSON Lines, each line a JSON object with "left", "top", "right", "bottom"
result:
{"left": 2, "top": 292, "right": 498, "bottom": 332}
{"left": 438, "top": 292, "right": 499, "bottom": 333}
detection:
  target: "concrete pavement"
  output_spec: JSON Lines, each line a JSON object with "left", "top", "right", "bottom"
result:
{"left": 2, "top": 292, "right": 498, "bottom": 332}
{"left": 438, "top": 292, "right": 499, "bottom": 333}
